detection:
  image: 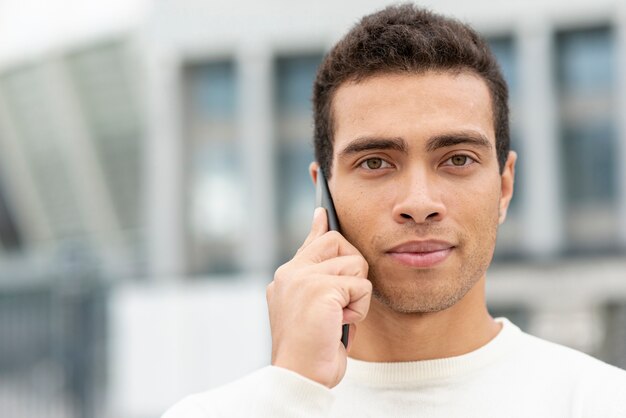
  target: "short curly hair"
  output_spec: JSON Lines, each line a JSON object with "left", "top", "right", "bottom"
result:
{"left": 313, "top": 4, "right": 509, "bottom": 178}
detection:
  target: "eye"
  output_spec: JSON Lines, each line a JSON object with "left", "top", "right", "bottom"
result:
{"left": 443, "top": 154, "right": 476, "bottom": 167}
{"left": 359, "top": 158, "right": 392, "bottom": 170}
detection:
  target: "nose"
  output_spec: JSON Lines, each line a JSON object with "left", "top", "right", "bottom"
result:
{"left": 391, "top": 168, "right": 447, "bottom": 225}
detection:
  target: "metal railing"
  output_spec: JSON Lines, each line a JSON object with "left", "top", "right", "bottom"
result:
{"left": 0, "top": 253, "right": 108, "bottom": 418}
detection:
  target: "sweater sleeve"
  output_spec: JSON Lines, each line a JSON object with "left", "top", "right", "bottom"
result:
{"left": 162, "top": 366, "right": 335, "bottom": 418}
{"left": 582, "top": 363, "right": 626, "bottom": 418}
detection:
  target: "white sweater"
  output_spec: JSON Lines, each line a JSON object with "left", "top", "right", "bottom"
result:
{"left": 163, "top": 318, "right": 626, "bottom": 417}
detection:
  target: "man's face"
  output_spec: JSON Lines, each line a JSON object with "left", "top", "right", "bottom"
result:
{"left": 320, "top": 71, "right": 515, "bottom": 314}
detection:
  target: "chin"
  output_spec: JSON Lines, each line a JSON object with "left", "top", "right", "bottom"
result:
{"left": 372, "top": 286, "right": 463, "bottom": 314}
{"left": 368, "top": 265, "right": 479, "bottom": 314}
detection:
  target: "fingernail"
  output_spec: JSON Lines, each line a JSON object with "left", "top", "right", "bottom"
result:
{"left": 313, "top": 207, "right": 323, "bottom": 222}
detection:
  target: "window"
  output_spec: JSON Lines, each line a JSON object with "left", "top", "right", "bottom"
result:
{"left": 183, "top": 61, "right": 245, "bottom": 274}
{"left": 488, "top": 36, "right": 523, "bottom": 259}
{"left": 274, "top": 54, "right": 323, "bottom": 264}
{"left": 556, "top": 27, "right": 617, "bottom": 251}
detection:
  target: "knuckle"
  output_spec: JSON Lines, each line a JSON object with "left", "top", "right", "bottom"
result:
{"left": 349, "top": 255, "right": 368, "bottom": 277}
{"left": 326, "top": 230, "right": 342, "bottom": 241}
{"left": 360, "top": 258, "right": 369, "bottom": 275}
{"left": 349, "top": 256, "right": 362, "bottom": 271}
{"left": 274, "top": 264, "right": 289, "bottom": 281}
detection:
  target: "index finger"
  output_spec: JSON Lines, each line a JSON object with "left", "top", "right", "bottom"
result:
{"left": 297, "top": 207, "right": 329, "bottom": 253}
{"left": 298, "top": 229, "right": 363, "bottom": 263}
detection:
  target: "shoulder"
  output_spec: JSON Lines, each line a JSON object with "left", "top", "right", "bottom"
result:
{"left": 497, "top": 318, "right": 625, "bottom": 379}
{"left": 514, "top": 328, "right": 626, "bottom": 415}
{"left": 162, "top": 366, "right": 334, "bottom": 418}
{"left": 518, "top": 330, "right": 626, "bottom": 379}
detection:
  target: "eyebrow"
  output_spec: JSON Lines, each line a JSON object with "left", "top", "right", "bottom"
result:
{"left": 338, "top": 130, "right": 492, "bottom": 160}
{"left": 338, "top": 137, "right": 408, "bottom": 159}
{"left": 426, "top": 131, "right": 493, "bottom": 152}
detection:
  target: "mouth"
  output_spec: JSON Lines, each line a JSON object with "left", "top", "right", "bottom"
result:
{"left": 386, "top": 240, "right": 455, "bottom": 268}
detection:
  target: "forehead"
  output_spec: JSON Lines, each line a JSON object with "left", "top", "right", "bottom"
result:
{"left": 331, "top": 71, "right": 495, "bottom": 153}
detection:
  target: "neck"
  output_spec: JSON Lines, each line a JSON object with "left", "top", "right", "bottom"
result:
{"left": 349, "top": 275, "right": 501, "bottom": 362}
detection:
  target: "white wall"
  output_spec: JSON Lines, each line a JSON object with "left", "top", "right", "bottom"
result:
{"left": 107, "top": 279, "right": 270, "bottom": 417}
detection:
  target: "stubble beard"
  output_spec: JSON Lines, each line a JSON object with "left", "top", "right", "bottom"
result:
{"left": 366, "top": 229, "right": 498, "bottom": 315}
{"left": 368, "top": 261, "right": 484, "bottom": 314}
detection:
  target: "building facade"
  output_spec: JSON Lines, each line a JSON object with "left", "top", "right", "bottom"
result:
{"left": 0, "top": 0, "right": 625, "bottom": 416}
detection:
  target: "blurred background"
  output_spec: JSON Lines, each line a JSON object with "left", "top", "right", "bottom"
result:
{"left": 0, "top": 0, "right": 625, "bottom": 416}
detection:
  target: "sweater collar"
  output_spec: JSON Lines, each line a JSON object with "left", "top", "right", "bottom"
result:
{"left": 343, "top": 317, "right": 521, "bottom": 386}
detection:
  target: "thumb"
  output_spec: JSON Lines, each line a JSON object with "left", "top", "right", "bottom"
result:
{"left": 299, "top": 207, "right": 329, "bottom": 251}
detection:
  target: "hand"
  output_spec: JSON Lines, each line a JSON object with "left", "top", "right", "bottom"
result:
{"left": 267, "top": 207, "right": 372, "bottom": 388}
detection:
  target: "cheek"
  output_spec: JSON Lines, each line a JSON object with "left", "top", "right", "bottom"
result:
{"left": 334, "top": 187, "right": 385, "bottom": 244}
{"left": 451, "top": 185, "right": 497, "bottom": 211}
{"left": 434, "top": 172, "right": 498, "bottom": 228}
{"left": 451, "top": 179, "right": 501, "bottom": 235}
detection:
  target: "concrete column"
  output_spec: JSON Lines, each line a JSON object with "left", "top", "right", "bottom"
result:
{"left": 144, "top": 46, "right": 187, "bottom": 279}
{"left": 517, "top": 19, "right": 565, "bottom": 258}
{"left": 236, "top": 43, "right": 277, "bottom": 277}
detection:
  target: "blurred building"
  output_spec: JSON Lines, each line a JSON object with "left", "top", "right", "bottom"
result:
{"left": 0, "top": 0, "right": 625, "bottom": 417}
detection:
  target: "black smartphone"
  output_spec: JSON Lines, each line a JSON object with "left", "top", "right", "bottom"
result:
{"left": 315, "top": 168, "right": 350, "bottom": 349}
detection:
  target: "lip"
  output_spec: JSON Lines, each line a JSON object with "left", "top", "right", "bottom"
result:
{"left": 386, "top": 240, "right": 455, "bottom": 268}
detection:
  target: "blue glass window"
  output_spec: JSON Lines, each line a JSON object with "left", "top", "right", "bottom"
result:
{"left": 487, "top": 36, "right": 524, "bottom": 260}
{"left": 184, "top": 61, "right": 245, "bottom": 274}
{"left": 274, "top": 55, "right": 323, "bottom": 264}
{"left": 556, "top": 27, "right": 617, "bottom": 249}
{"left": 488, "top": 37, "right": 522, "bottom": 213}
{"left": 489, "top": 37, "right": 518, "bottom": 97}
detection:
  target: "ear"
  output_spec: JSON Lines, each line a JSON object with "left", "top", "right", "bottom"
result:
{"left": 309, "top": 161, "right": 320, "bottom": 186}
{"left": 498, "top": 151, "right": 517, "bottom": 225}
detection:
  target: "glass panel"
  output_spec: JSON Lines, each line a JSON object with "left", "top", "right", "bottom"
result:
{"left": 65, "top": 41, "right": 142, "bottom": 233}
{"left": 0, "top": 177, "right": 22, "bottom": 251}
{"left": 0, "top": 65, "right": 85, "bottom": 240}
{"left": 274, "top": 55, "right": 323, "bottom": 264}
{"left": 184, "top": 61, "right": 245, "bottom": 275}
{"left": 558, "top": 29, "right": 613, "bottom": 93}
{"left": 556, "top": 27, "right": 617, "bottom": 250}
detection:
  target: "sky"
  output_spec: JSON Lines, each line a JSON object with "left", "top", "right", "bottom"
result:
{"left": 0, "top": 0, "right": 151, "bottom": 66}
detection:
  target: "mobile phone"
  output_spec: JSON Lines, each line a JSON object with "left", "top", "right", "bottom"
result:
{"left": 315, "top": 168, "right": 350, "bottom": 349}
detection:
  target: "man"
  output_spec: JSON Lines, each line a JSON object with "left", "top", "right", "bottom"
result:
{"left": 164, "top": 4, "right": 626, "bottom": 417}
